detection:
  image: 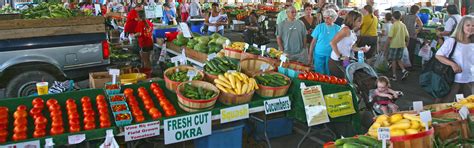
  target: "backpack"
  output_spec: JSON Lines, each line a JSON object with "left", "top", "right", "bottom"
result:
{"left": 449, "top": 16, "right": 458, "bottom": 35}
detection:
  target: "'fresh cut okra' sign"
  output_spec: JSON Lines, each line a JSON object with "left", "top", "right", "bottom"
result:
{"left": 164, "top": 111, "right": 212, "bottom": 145}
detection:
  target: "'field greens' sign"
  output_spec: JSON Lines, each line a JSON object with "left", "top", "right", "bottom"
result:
{"left": 164, "top": 111, "right": 212, "bottom": 145}
{"left": 264, "top": 96, "right": 291, "bottom": 114}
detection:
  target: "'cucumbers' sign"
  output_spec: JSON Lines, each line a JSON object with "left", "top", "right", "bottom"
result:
{"left": 264, "top": 96, "right": 291, "bottom": 114}
{"left": 220, "top": 104, "right": 249, "bottom": 123}
{"left": 164, "top": 111, "right": 212, "bottom": 145}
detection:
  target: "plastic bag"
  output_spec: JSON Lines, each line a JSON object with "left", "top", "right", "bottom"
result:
{"left": 418, "top": 44, "right": 432, "bottom": 61}
{"left": 373, "top": 52, "right": 389, "bottom": 73}
{"left": 99, "top": 130, "right": 119, "bottom": 148}
{"left": 402, "top": 47, "right": 412, "bottom": 67}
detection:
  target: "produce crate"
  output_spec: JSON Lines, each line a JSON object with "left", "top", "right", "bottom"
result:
{"left": 166, "top": 41, "right": 183, "bottom": 53}
{"left": 0, "top": 16, "right": 105, "bottom": 40}
{"left": 194, "top": 122, "right": 245, "bottom": 148}
{"left": 185, "top": 47, "right": 208, "bottom": 63}
{"left": 0, "top": 14, "right": 21, "bottom": 20}
{"left": 247, "top": 117, "right": 293, "bottom": 140}
{"left": 0, "top": 89, "right": 116, "bottom": 146}
{"left": 89, "top": 72, "right": 113, "bottom": 89}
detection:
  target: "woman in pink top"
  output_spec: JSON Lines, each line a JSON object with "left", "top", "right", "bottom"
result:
{"left": 180, "top": 1, "right": 190, "bottom": 22}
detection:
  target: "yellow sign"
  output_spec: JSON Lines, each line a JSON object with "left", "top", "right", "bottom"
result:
{"left": 324, "top": 91, "right": 356, "bottom": 118}
{"left": 220, "top": 104, "right": 249, "bottom": 123}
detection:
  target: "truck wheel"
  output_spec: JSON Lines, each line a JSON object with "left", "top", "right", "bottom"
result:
{"left": 5, "top": 71, "right": 56, "bottom": 98}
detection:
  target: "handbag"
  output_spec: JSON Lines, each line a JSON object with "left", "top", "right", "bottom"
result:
{"left": 419, "top": 39, "right": 457, "bottom": 98}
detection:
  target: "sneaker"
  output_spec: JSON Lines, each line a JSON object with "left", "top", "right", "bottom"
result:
{"left": 390, "top": 75, "right": 397, "bottom": 81}
{"left": 401, "top": 70, "right": 409, "bottom": 80}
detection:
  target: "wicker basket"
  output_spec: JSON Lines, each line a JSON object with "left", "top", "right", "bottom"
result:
{"left": 283, "top": 61, "right": 312, "bottom": 72}
{"left": 255, "top": 72, "right": 291, "bottom": 98}
{"left": 176, "top": 81, "right": 220, "bottom": 112}
{"left": 239, "top": 58, "right": 275, "bottom": 77}
{"left": 240, "top": 52, "right": 259, "bottom": 60}
{"left": 204, "top": 72, "right": 219, "bottom": 83}
{"left": 185, "top": 47, "right": 208, "bottom": 63}
{"left": 164, "top": 66, "right": 204, "bottom": 93}
{"left": 390, "top": 127, "right": 434, "bottom": 148}
{"left": 258, "top": 56, "right": 280, "bottom": 68}
{"left": 432, "top": 112, "right": 470, "bottom": 140}
{"left": 423, "top": 103, "right": 455, "bottom": 116}
{"left": 219, "top": 90, "right": 255, "bottom": 105}
{"left": 224, "top": 48, "right": 243, "bottom": 59}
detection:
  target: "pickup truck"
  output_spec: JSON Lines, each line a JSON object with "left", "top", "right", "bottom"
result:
{"left": 0, "top": 32, "right": 110, "bottom": 98}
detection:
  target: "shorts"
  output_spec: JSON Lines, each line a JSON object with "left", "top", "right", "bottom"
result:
{"left": 388, "top": 48, "right": 404, "bottom": 61}
{"left": 141, "top": 46, "right": 153, "bottom": 52}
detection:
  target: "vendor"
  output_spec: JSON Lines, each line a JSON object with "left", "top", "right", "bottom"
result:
{"left": 276, "top": 6, "right": 309, "bottom": 65}
{"left": 243, "top": 12, "right": 259, "bottom": 44}
{"left": 205, "top": 3, "right": 228, "bottom": 35}
{"left": 162, "top": 3, "right": 176, "bottom": 25}
{"left": 438, "top": 5, "right": 462, "bottom": 40}
{"left": 124, "top": 3, "right": 143, "bottom": 54}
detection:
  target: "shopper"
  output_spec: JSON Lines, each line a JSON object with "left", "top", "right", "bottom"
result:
{"left": 189, "top": 0, "right": 201, "bottom": 19}
{"left": 205, "top": 3, "right": 227, "bottom": 35}
{"left": 309, "top": 9, "right": 340, "bottom": 75}
{"left": 380, "top": 13, "right": 393, "bottom": 52}
{"left": 438, "top": 5, "right": 462, "bottom": 40}
{"left": 435, "top": 15, "right": 474, "bottom": 102}
{"left": 276, "top": 3, "right": 290, "bottom": 25}
{"left": 358, "top": 5, "right": 378, "bottom": 61}
{"left": 179, "top": 0, "right": 190, "bottom": 22}
{"left": 277, "top": 6, "right": 309, "bottom": 65}
{"left": 329, "top": 10, "right": 364, "bottom": 78}
{"left": 387, "top": 11, "right": 410, "bottom": 81}
{"left": 162, "top": 3, "right": 176, "bottom": 25}
{"left": 402, "top": 5, "right": 424, "bottom": 67}
{"left": 135, "top": 10, "right": 154, "bottom": 71}
{"left": 300, "top": 3, "right": 318, "bottom": 44}
{"left": 324, "top": 3, "right": 343, "bottom": 26}
{"left": 243, "top": 12, "right": 259, "bottom": 45}
{"left": 315, "top": 2, "right": 328, "bottom": 24}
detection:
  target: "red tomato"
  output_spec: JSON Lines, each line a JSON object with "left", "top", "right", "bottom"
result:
{"left": 0, "top": 107, "right": 9, "bottom": 113}
{"left": 132, "top": 109, "right": 143, "bottom": 117}
{"left": 143, "top": 99, "right": 154, "bottom": 106}
{"left": 84, "top": 115, "right": 95, "bottom": 123}
{"left": 69, "top": 124, "right": 81, "bottom": 133}
{"left": 144, "top": 104, "right": 154, "bottom": 110}
{"left": 0, "top": 130, "right": 8, "bottom": 137}
{"left": 33, "top": 103, "right": 44, "bottom": 110}
{"left": 67, "top": 108, "right": 78, "bottom": 115}
{"left": 138, "top": 87, "right": 147, "bottom": 93}
{"left": 162, "top": 103, "right": 174, "bottom": 112}
{"left": 124, "top": 88, "right": 134, "bottom": 96}
{"left": 13, "top": 110, "right": 27, "bottom": 119}
{"left": 150, "top": 83, "right": 159, "bottom": 90}
{"left": 66, "top": 99, "right": 75, "bottom": 105}
{"left": 322, "top": 75, "right": 330, "bottom": 83}
{"left": 35, "top": 116, "right": 48, "bottom": 125}
{"left": 148, "top": 107, "right": 161, "bottom": 115}
{"left": 13, "top": 125, "right": 27, "bottom": 133}
{"left": 50, "top": 126, "right": 64, "bottom": 135}
{"left": 298, "top": 73, "right": 306, "bottom": 80}
{"left": 48, "top": 104, "right": 61, "bottom": 112}
{"left": 159, "top": 100, "right": 170, "bottom": 107}
{"left": 165, "top": 110, "right": 177, "bottom": 117}
{"left": 51, "top": 116, "right": 63, "bottom": 122}
{"left": 51, "top": 119, "right": 63, "bottom": 128}
{"left": 82, "top": 102, "right": 92, "bottom": 109}
{"left": 149, "top": 108, "right": 162, "bottom": 119}
{"left": 96, "top": 95, "right": 106, "bottom": 102}
{"left": 68, "top": 112, "right": 80, "bottom": 119}
{"left": 81, "top": 96, "right": 91, "bottom": 104}
{"left": 68, "top": 118, "right": 80, "bottom": 126}
{"left": 99, "top": 108, "right": 109, "bottom": 115}
{"left": 33, "top": 130, "right": 46, "bottom": 138}
{"left": 50, "top": 110, "right": 62, "bottom": 117}
{"left": 97, "top": 103, "right": 108, "bottom": 110}
{"left": 32, "top": 98, "right": 44, "bottom": 105}
{"left": 46, "top": 99, "right": 58, "bottom": 107}
{"left": 66, "top": 103, "right": 77, "bottom": 110}
{"left": 29, "top": 108, "right": 42, "bottom": 117}
{"left": 100, "top": 120, "right": 111, "bottom": 128}
{"left": 152, "top": 89, "right": 162, "bottom": 96}
{"left": 14, "top": 118, "right": 27, "bottom": 126}
{"left": 35, "top": 123, "right": 47, "bottom": 130}
{"left": 84, "top": 122, "right": 96, "bottom": 130}
{"left": 12, "top": 133, "right": 27, "bottom": 141}
{"left": 341, "top": 79, "right": 348, "bottom": 85}
{"left": 83, "top": 110, "right": 95, "bottom": 116}
{"left": 99, "top": 115, "right": 110, "bottom": 122}
{"left": 16, "top": 105, "right": 27, "bottom": 111}
{"left": 128, "top": 100, "right": 139, "bottom": 107}
{"left": 134, "top": 115, "right": 145, "bottom": 123}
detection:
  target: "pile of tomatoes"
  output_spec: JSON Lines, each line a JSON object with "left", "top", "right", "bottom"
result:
{"left": 66, "top": 98, "right": 81, "bottom": 133}
{"left": 95, "top": 95, "right": 112, "bottom": 128}
{"left": 150, "top": 83, "right": 176, "bottom": 117}
{"left": 46, "top": 99, "right": 64, "bottom": 136}
{"left": 124, "top": 90, "right": 145, "bottom": 123}
{"left": 0, "top": 107, "right": 8, "bottom": 142}
{"left": 31, "top": 98, "right": 47, "bottom": 138}
{"left": 12, "top": 105, "right": 28, "bottom": 141}
{"left": 298, "top": 72, "right": 348, "bottom": 85}
{"left": 137, "top": 87, "right": 162, "bottom": 120}
{"left": 81, "top": 97, "right": 98, "bottom": 131}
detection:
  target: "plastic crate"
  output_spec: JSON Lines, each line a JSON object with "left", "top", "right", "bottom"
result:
{"left": 104, "top": 82, "right": 121, "bottom": 95}
{"left": 110, "top": 101, "right": 129, "bottom": 112}
{"left": 113, "top": 111, "right": 133, "bottom": 127}
{"left": 247, "top": 117, "right": 293, "bottom": 140}
{"left": 108, "top": 94, "right": 126, "bottom": 105}
{"left": 153, "top": 28, "right": 178, "bottom": 39}
{"left": 194, "top": 123, "right": 245, "bottom": 148}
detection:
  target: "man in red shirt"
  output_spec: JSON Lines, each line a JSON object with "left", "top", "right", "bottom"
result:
{"left": 124, "top": 4, "right": 143, "bottom": 36}
{"left": 135, "top": 10, "right": 154, "bottom": 72}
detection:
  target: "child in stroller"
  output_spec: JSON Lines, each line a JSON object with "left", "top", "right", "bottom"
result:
{"left": 370, "top": 76, "right": 403, "bottom": 114}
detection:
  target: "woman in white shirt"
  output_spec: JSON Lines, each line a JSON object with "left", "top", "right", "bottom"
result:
{"left": 435, "top": 15, "right": 474, "bottom": 102}
{"left": 328, "top": 10, "right": 368, "bottom": 78}
{"left": 438, "top": 5, "right": 463, "bottom": 40}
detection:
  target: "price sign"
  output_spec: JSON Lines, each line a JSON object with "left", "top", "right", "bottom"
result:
{"left": 260, "top": 45, "right": 266, "bottom": 56}
{"left": 260, "top": 64, "right": 270, "bottom": 72}
{"left": 279, "top": 54, "right": 287, "bottom": 67}
{"left": 459, "top": 106, "right": 469, "bottom": 120}
{"left": 300, "top": 82, "right": 307, "bottom": 89}
{"left": 164, "top": 112, "right": 211, "bottom": 145}
{"left": 171, "top": 56, "right": 181, "bottom": 67}
{"left": 244, "top": 43, "right": 249, "bottom": 50}
{"left": 430, "top": 40, "right": 438, "bottom": 48}
{"left": 68, "top": 134, "right": 86, "bottom": 144}
{"left": 45, "top": 138, "right": 55, "bottom": 147}
{"left": 264, "top": 96, "right": 291, "bottom": 114}
{"left": 2, "top": 140, "right": 40, "bottom": 148}
{"left": 413, "top": 101, "right": 423, "bottom": 112}
{"left": 187, "top": 70, "right": 197, "bottom": 81}
{"left": 253, "top": 44, "right": 258, "bottom": 48}
{"left": 378, "top": 127, "right": 390, "bottom": 148}
{"left": 124, "top": 121, "right": 160, "bottom": 141}
{"left": 220, "top": 104, "right": 249, "bottom": 123}
{"left": 420, "top": 111, "right": 432, "bottom": 130}
{"left": 207, "top": 53, "right": 217, "bottom": 61}
{"left": 456, "top": 94, "right": 465, "bottom": 102}
{"left": 109, "top": 69, "right": 120, "bottom": 84}
{"left": 227, "top": 70, "right": 237, "bottom": 73}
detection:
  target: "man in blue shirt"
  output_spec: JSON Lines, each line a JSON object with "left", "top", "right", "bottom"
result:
{"left": 162, "top": 3, "right": 176, "bottom": 25}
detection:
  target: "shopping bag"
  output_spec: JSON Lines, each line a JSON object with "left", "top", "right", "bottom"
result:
{"left": 99, "top": 130, "right": 119, "bottom": 148}
{"left": 402, "top": 47, "right": 412, "bottom": 67}
{"left": 323, "top": 91, "right": 356, "bottom": 118}
{"left": 373, "top": 52, "right": 389, "bottom": 73}
{"left": 418, "top": 44, "right": 432, "bottom": 61}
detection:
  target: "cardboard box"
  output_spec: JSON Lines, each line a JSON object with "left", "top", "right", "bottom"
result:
{"left": 89, "top": 72, "right": 113, "bottom": 88}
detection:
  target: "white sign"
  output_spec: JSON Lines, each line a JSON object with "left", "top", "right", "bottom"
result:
{"left": 0, "top": 140, "right": 40, "bottom": 148}
{"left": 260, "top": 64, "right": 270, "bottom": 71}
{"left": 68, "top": 134, "right": 86, "bottom": 144}
{"left": 179, "top": 23, "right": 192, "bottom": 38}
{"left": 253, "top": 44, "right": 258, "bottom": 48}
{"left": 207, "top": 53, "right": 217, "bottom": 61}
{"left": 164, "top": 111, "right": 212, "bottom": 145}
{"left": 144, "top": 6, "right": 156, "bottom": 18}
{"left": 413, "top": 101, "right": 423, "bottom": 112}
{"left": 378, "top": 127, "right": 390, "bottom": 148}
{"left": 94, "top": 4, "right": 101, "bottom": 16}
{"left": 456, "top": 94, "right": 465, "bottom": 102}
{"left": 124, "top": 121, "right": 161, "bottom": 141}
{"left": 244, "top": 43, "right": 249, "bottom": 50}
{"left": 264, "top": 96, "right": 291, "bottom": 114}
{"left": 220, "top": 104, "right": 249, "bottom": 123}
{"left": 420, "top": 111, "right": 432, "bottom": 130}
{"left": 45, "top": 138, "right": 54, "bottom": 148}
{"left": 187, "top": 70, "right": 197, "bottom": 81}
{"left": 279, "top": 54, "right": 287, "bottom": 67}
{"left": 260, "top": 45, "right": 266, "bottom": 56}
{"left": 430, "top": 40, "right": 438, "bottom": 48}
{"left": 459, "top": 106, "right": 469, "bottom": 120}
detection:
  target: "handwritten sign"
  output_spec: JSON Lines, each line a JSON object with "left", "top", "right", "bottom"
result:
{"left": 378, "top": 127, "right": 390, "bottom": 148}
{"left": 68, "top": 134, "right": 86, "bottom": 144}
{"left": 207, "top": 53, "right": 217, "bottom": 61}
{"left": 301, "top": 85, "right": 330, "bottom": 126}
{"left": 260, "top": 45, "right": 266, "bottom": 56}
{"left": 109, "top": 69, "right": 120, "bottom": 84}
{"left": 459, "top": 106, "right": 469, "bottom": 120}
{"left": 264, "top": 96, "right": 291, "bottom": 114}
{"left": 124, "top": 121, "right": 161, "bottom": 141}
{"left": 413, "top": 101, "right": 423, "bottom": 112}
{"left": 187, "top": 70, "right": 197, "bottom": 81}
{"left": 456, "top": 94, "right": 465, "bottom": 102}
{"left": 220, "top": 104, "right": 249, "bottom": 123}
{"left": 164, "top": 111, "right": 211, "bottom": 145}
{"left": 0, "top": 140, "right": 40, "bottom": 148}
{"left": 420, "top": 111, "right": 432, "bottom": 130}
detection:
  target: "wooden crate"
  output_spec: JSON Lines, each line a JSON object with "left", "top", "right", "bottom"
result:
{"left": 0, "top": 14, "right": 21, "bottom": 20}
{"left": 0, "top": 16, "right": 105, "bottom": 40}
{"left": 185, "top": 47, "right": 208, "bottom": 63}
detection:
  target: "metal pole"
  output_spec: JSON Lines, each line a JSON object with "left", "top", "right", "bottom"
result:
{"left": 297, "top": 127, "right": 311, "bottom": 148}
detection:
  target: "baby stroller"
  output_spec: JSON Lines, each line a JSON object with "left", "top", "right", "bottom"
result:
{"left": 345, "top": 62, "right": 384, "bottom": 115}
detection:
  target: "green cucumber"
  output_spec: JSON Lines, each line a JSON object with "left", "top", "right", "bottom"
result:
{"left": 335, "top": 138, "right": 356, "bottom": 146}
{"left": 343, "top": 142, "right": 368, "bottom": 148}
{"left": 358, "top": 135, "right": 382, "bottom": 147}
